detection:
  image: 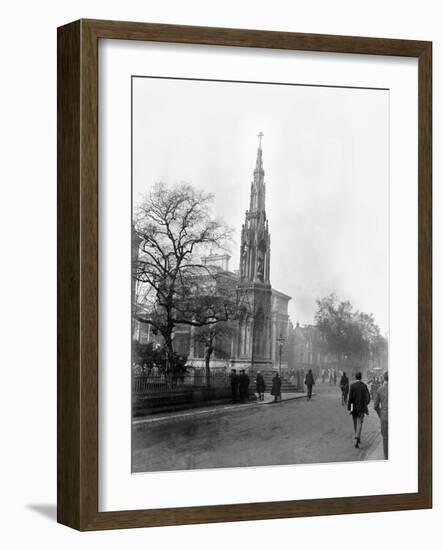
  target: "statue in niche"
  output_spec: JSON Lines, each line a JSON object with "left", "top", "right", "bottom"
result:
{"left": 240, "top": 243, "right": 247, "bottom": 277}
{"left": 256, "top": 238, "right": 266, "bottom": 281}
{"left": 257, "top": 252, "right": 264, "bottom": 281}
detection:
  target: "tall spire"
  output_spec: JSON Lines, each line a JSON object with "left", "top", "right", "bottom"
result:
{"left": 255, "top": 131, "right": 264, "bottom": 173}
{"left": 240, "top": 134, "right": 271, "bottom": 284}
{"left": 250, "top": 132, "right": 266, "bottom": 212}
{"left": 234, "top": 132, "right": 273, "bottom": 369}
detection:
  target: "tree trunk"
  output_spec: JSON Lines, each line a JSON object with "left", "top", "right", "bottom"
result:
{"left": 164, "top": 332, "right": 174, "bottom": 387}
{"left": 205, "top": 346, "right": 213, "bottom": 387}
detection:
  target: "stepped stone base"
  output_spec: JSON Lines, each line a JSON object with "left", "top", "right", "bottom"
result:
{"left": 228, "top": 359, "right": 303, "bottom": 394}
{"left": 229, "top": 365, "right": 302, "bottom": 394}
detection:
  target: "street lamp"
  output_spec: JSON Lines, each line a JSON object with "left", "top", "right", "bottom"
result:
{"left": 276, "top": 334, "right": 285, "bottom": 377}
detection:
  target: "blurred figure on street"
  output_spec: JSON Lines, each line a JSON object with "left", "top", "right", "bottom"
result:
{"left": 374, "top": 371, "right": 389, "bottom": 459}
{"left": 347, "top": 372, "right": 371, "bottom": 448}
{"left": 371, "top": 376, "right": 381, "bottom": 400}
{"left": 230, "top": 369, "right": 239, "bottom": 403}
{"left": 305, "top": 369, "right": 315, "bottom": 401}
{"left": 271, "top": 372, "right": 282, "bottom": 402}
{"left": 296, "top": 369, "right": 302, "bottom": 390}
{"left": 339, "top": 371, "right": 350, "bottom": 405}
{"left": 239, "top": 370, "right": 250, "bottom": 402}
{"left": 255, "top": 371, "right": 266, "bottom": 401}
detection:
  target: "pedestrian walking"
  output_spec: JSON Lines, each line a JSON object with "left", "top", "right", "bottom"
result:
{"left": 296, "top": 369, "right": 302, "bottom": 390}
{"left": 332, "top": 369, "right": 337, "bottom": 386}
{"left": 271, "top": 372, "right": 282, "bottom": 402}
{"left": 305, "top": 368, "right": 315, "bottom": 400}
{"left": 371, "top": 376, "right": 381, "bottom": 401}
{"left": 238, "top": 369, "right": 250, "bottom": 402}
{"left": 374, "top": 371, "right": 389, "bottom": 459}
{"left": 255, "top": 371, "right": 266, "bottom": 401}
{"left": 339, "top": 371, "right": 350, "bottom": 405}
{"left": 230, "top": 369, "right": 239, "bottom": 403}
{"left": 347, "top": 372, "right": 371, "bottom": 448}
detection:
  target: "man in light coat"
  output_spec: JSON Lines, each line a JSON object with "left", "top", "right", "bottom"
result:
{"left": 374, "top": 371, "right": 389, "bottom": 459}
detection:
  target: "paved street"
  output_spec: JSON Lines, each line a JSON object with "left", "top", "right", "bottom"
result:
{"left": 132, "top": 383, "right": 382, "bottom": 472}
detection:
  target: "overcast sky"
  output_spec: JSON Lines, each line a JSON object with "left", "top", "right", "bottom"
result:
{"left": 133, "top": 77, "right": 389, "bottom": 334}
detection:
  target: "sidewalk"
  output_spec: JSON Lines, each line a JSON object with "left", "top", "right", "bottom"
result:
{"left": 366, "top": 433, "right": 385, "bottom": 460}
{"left": 133, "top": 391, "right": 312, "bottom": 426}
{"left": 261, "top": 391, "right": 314, "bottom": 405}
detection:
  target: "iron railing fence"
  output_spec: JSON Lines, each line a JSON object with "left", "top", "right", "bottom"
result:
{"left": 133, "top": 369, "right": 231, "bottom": 394}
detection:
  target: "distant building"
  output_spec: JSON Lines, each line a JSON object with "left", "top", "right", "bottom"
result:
{"left": 286, "top": 321, "right": 388, "bottom": 376}
{"left": 289, "top": 322, "right": 332, "bottom": 371}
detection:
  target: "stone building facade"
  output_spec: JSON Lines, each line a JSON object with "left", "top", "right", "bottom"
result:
{"left": 289, "top": 322, "right": 331, "bottom": 370}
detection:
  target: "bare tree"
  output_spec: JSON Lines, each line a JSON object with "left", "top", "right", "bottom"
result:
{"left": 133, "top": 182, "right": 237, "bottom": 377}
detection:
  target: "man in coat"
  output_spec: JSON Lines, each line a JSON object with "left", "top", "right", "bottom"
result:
{"left": 304, "top": 369, "right": 315, "bottom": 401}
{"left": 347, "top": 372, "right": 371, "bottom": 448}
{"left": 374, "top": 371, "right": 389, "bottom": 459}
{"left": 230, "top": 369, "right": 239, "bottom": 403}
{"left": 271, "top": 372, "right": 282, "bottom": 402}
{"left": 255, "top": 371, "right": 266, "bottom": 401}
{"left": 238, "top": 370, "right": 250, "bottom": 402}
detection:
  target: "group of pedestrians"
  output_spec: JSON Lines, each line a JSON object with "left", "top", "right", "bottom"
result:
{"left": 230, "top": 368, "right": 317, "bottom": 403}
{"left": 346, "top": 371, "right": 389, "bottom": 458}
{"left": 231, "top": 365, "right": 389, "bottom": 459}
{"left": 230, "top": 369, "right": 251, "bottom": 403}
{"left": 319, "top": 368, "right": 388, "bottom": 458}
{"left": 230, "top": 369, "right": 282, "bottom": 403}
{"left": 321, "top": 367, "right": 338, "bottom": 385}
{"left": 271, "top": 369, "right": 315, "bottom": 402}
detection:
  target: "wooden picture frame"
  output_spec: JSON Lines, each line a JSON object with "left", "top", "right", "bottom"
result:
{"left": 57, "top": 19, "right": 432, "bottom": 530}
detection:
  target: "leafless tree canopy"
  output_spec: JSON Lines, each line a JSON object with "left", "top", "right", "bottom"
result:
{"left": 133, "top": 182, "right": 238, "bottom": 356}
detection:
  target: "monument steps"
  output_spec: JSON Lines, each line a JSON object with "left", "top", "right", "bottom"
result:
{"left": 251, "top": 370, "right": 302, "bottom": 394}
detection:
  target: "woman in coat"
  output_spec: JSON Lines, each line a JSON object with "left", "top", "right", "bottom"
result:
{"left": 271, "top": 373, "right": 282, "bottom": 402}
{"left": 255, "top": 371, "right": 266, "bottom": 401}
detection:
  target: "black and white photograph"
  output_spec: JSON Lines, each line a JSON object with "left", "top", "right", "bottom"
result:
{"left": 131, "top": 76, "right": 390, "bottom": 473}
{"left": 0, "top": 0, "right": 437, "bottom": 542}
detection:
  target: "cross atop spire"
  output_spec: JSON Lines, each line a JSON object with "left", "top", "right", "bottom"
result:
{"left": 258, "top": 131, "right": 264, "bottom": 147}
{"left": 255, "top": 132, "right": 264, "bottom": 174}
{"left": 251, "top": 132, "right": 266, "bottom": 211}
